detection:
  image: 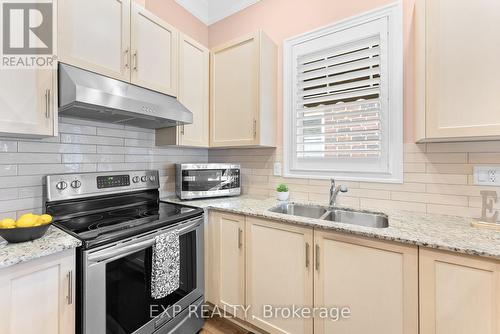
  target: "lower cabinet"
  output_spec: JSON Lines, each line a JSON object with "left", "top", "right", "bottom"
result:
{"left": 207, "top": 211, "right": 498, "bottom": 334}
{"left": 206, "top": 211, "right": 246, "bottom": 319}
{"left": 0, "top": 249, "right": 76, "bottom": 334}
{"left": 419, "top": 248, "right": 500, "bottom": 334}
{"left": 246, "top": 217, "right": 313, "bottom": 334}
{"left": 314, "top": 231, "right": 418, "bottom": 334}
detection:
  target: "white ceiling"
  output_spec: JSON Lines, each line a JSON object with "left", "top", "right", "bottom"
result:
{"left": 175, "top": 0, "right": 261, "bottom": 25}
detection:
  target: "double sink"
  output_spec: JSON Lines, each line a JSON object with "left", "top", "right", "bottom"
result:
{"left": 268, "top": 203, "right": 389, "bottom": 228}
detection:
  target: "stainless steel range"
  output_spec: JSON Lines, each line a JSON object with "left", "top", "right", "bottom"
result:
{"left": 45, "top": 170, "right": 205, "bottom": 334}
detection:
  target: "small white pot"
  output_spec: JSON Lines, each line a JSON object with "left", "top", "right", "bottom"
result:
{"left": 277, "top": 191, "right": 289, "bottom": 201}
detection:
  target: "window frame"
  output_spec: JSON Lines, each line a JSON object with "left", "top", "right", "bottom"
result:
{"left": 283, "top": 1, "right": 403, "bottom": 183}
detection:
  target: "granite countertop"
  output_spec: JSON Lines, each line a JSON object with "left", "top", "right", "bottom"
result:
{"left": 0, "top": 226, "right": 81, "bottom": 269}
{"left": 165, "top": 196, "right": 500, "bottom": 260}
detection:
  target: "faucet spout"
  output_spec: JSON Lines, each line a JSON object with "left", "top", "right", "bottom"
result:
{"left": 329, "top": 179, "right": 348, "bottom": 208}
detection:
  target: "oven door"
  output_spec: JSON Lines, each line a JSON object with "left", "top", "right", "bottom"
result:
{"left": 82, "top": 217, "right": 204, "bottom": 334}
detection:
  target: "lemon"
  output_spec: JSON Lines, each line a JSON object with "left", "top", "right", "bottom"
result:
{"left": 16, "top": 213, "right": 39, "bottom": 228}
{"left": 37, "top": 214, "right": 53, "bottom": 225}
{"left": 0, "top": 218, "right": 16, "bottom": 229}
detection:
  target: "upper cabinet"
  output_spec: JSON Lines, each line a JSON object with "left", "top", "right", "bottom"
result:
{"left": 130, "top": 3, "right": 178, "bottom": 96}
{"left": 0, "top": 0, "right": 57, "bottom": 138}
{"left": 210, "top": 31, "right": 277, "bottom": 148}
{"left": 58, "top": 0, "right": 178, "bottom": 96}
{"left": 156, "top": 33, "right": 209, "bottom": 147}
{"left": 415, "top": 0, "right": 500, "bottom": 142}
{"left": 58, "top": 0, "right": 131, "bottom": 81}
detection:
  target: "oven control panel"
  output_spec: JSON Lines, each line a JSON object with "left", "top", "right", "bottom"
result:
{"left": 97, "top": 175, "right": 130, "bottom": 189}
{"left": 46, "top": 170, "right": 160, "bottom": 202}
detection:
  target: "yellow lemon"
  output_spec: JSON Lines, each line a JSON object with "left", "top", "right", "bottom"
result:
{"left": 37, "top": 214, "right": 52, "bottom": 225}
{"left": 0, "top": 218, "right": 16, "bottom": 229}
{"left": 16, "top": 214, "right": 39, "bottom": 228}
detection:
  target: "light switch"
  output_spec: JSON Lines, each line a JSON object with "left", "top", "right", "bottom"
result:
{"left": 274, "top": 162, "right": 282, "bottom": 176}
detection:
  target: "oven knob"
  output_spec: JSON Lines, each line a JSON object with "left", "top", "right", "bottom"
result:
{"left": 56, "top": 181, "right": 67, "bottom": 190}
{"left": 71, "top": 180, "right": 81, "bottom": 189}
{"left": 132, "top": 176, "right": 140, "bottom": 183}
{"left": 149, "top": 175, "right": 156, "bottom": 182}
{"left": 141, "top": 176, "right": 147, "bottom": 182}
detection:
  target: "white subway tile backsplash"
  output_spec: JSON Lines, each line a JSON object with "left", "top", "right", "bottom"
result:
{"left": 18, "top": 163, "right": 97, "bottom": 176}
{"left": 0, "top": 176, "right": 45, "bottom": 189}
{"left": 0, "top": 165, "right": 17, "bottom": 176}
{"left": 18, "top": 141, "right": 97, "bottom": 154}
{"left": 0, "top": 153, "right": 61, "bottom": 164}
{"left": 60, "top": 133, "right": 124, "bottom": 146}
{"left": 62, "top": 154, "right": 124, "bottom": 164}
{"left": 59, "top": 123, "right": 97, "bottom": 135}
{"left": 0, "top": 141, "right": 18, "bottom": 152}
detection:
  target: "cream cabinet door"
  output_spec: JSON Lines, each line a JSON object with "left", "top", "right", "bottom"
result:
{"left": 314, "top": 231, "right": 418, "bottom": 334}
{"left": 246, "top": 217, "right": 313, "bottom": 334}
{"left": 210, "top": 33, "right": 260, "bottom": 147}
{"left": 416, "top": 0, "right": 500, "bottom": 140}
{"left": 0, "top": 68, "right": 56, "bottom": 137}
{"left": 420, "top": 248, "right": 500, "bottom": 334}
{"left": 58, "top": 0, "right": 131, "bottom": 81}
{"left": 131, "top": 3, "right": 178, "bottom": 96}
{"left": 177, "top": 34, "right": 209, "bottom": 147}
{"left": 0, "top": 249, "right": 76, "bottom": 334}
{"left": 207, "top": 212, "right": 246, "bottom": 319}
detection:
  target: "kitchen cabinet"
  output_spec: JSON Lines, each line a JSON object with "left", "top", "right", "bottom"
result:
{"left": 156, "top": 33, "right": 209, "bottom": 147}
{"left": 0, "top": 249, "right": 76, "bottom": 334}
{"left": 419, "top": 248, "right": 500, "bottom": 334}
{"left": 58, "top": 0, "right": 131, "bottom": 81}
{"left": 314, "top": 231, "right": 418, "bottom": 334}
{"left": 59, "top": 0, "right": 178, "bottom": 96}
{"left": 210, "top": 31, "right": 277, "bottom": 148}
{"left": 0, "top": 68, "right": 57, "bottom": 138}
{"left": 246, "top": 217, "right": 313, "bottom": 334}
{"left": 415, "top": 0, "right": 500, "bottom": 141}
{"left": 130, "top": 3, "right": 178, "bottom": 96}
{"left": 206, "top": 212, "right": 246, "bottom": 319}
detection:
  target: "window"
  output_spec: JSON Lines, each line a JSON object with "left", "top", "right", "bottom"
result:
{"left": 283, "top": 2, "right": 403, "bottom": 182}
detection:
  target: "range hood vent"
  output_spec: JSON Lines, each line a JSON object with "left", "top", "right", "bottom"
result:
{"left": 58, "top": 63, "right": 192, "bottom": 129}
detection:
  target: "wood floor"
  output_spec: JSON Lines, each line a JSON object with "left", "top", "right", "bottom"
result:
{"left": 199, "top": 316, "right": 253, "bottom": 334}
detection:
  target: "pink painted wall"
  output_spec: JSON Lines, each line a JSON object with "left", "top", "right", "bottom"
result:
{"left": 208, "top": 0, "right": 416, "bottom": 143}
{"left": 145, "top": 0, "right": 209, "bottom": 47}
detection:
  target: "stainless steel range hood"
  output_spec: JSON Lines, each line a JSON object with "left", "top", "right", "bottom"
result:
{"left": 58, "top": 63, "right": 192, "bottom": 128}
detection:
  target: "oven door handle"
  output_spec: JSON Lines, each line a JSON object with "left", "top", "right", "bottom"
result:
{"left": 88, "top": 218, "right": 201, "bottom": 264}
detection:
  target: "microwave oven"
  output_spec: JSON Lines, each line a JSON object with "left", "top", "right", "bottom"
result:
{"left": 175, "top": 163, "right": 241, "bottom": 200}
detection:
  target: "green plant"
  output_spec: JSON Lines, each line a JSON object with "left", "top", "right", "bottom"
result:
{"left": 276, "top": 183, "right": 289, "bottom": 192}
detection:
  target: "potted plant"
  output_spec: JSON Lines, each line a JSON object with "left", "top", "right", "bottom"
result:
{"left": 276, "top": 183, "right": 289, "bottom": 201}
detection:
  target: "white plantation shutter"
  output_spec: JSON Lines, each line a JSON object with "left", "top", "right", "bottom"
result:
{"left": 284, "top": 4, "right": 403, "bottom": 182}
{"left": 296, "top": 36, "right": 382, "bottom": 159}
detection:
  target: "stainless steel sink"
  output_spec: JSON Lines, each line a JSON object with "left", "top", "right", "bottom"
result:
{"left": 268, "top": 203, "right": 328, "bottom": 219}
{"left": 322, "top": 209, "right": 389, "bottom": 228}
{"left": 268, "top": 203, "right": 389, "bottom": 228}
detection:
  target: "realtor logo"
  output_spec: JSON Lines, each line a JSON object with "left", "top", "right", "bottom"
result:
{"left": 1, "top": 0, "right": 55, "bottom": 68}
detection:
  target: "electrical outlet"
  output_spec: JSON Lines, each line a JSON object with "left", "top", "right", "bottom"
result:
{"left": 474, "top": 166, "right": 500, "bottom": 186}
{"left": 274, "top": 162, "right": 282, "bottom": 176}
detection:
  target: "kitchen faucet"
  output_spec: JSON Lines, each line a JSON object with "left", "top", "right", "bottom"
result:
{"left": 329, "top": 179, "right": 348, "bottom": 208}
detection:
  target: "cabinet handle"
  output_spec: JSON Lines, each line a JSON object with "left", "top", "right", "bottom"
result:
{"left": 305, "top": 242, "right": 310, "bottom": 268}
{"left": 315, "top": 244, "right": 320, "bottom": 271}
{"left": 253, "top": 119, "right": 257, "bottom": 138}
{"left": 45, "top": 89, "right": 50, "bottom": 119}
{"left": 124, "top": 48, "right": 130, "bottom": 69}
{"left": 66, "top": 270, "right": 73, "bottom": 305}
{"left": 238, "top": 228, "right": 243, "bottom": 249}
{"left": 133, "top": 51, "right": 138, "bottom": 71}
{"left": 181, "top": 125, "right": 185, "bottom": 135}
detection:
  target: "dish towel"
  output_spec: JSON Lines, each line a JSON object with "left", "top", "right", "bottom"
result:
{"left": 151, "top": 230, "right": 180, "bottom": 299}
